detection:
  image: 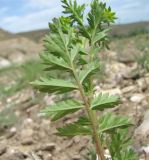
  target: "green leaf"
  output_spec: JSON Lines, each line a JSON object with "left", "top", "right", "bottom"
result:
{"left": 57, "top": 123, "right": 92, "bottom": 136}
{"left": 40, "top": 52, "right": 71, "bottom": 71}
{"left": 88, "top": 1, "right": 105, "bottom": 29}
{"left": 61, "top": 0, "right": 85, "bottom": 25}
{"left": 42, "top": 99, "right": 84, "bottom": 112}
{"left": 70, "top": 44, "right": 80, "bottom": 62}
{"left": 41, "top": 99, "right": 84, "bottom": 121}
{"left": 57, "top": 115, "right": 91, "bottom": 136}
{"left": 88, "top": 1, "right": 116, "bottom": 29}
{"left": 44, "top": 33, "right": 69, "bottom": 62}
{"left": 93, "top": 29, "right": 109, "bottom": 44}
{"left": 79, "top": 62, "right": 100, "bottom": 84}
{"left": 98, "top": 113, "right": 133, "bottom": 133}
{"left": 49, "top": 109, "right": 79, "bottom": 121}
{"left": 61, "top": 0, "right": 90, "bottom": 39}
{"left": 75, "top": 116, "right": 91, "bottom": 126}
{"left": 31, "top": 77, "right": 78, "bottom": 94}
{"left": 91, "top": 93, "right": 120, "bottom": 110}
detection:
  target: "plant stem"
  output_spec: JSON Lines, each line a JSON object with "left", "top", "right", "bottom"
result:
{"left": 71, "top": 65, "right": 105, "bottom": 160}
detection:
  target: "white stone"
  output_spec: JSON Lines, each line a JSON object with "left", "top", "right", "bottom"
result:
{"left": 142, "top": 146, "right": 149, "bottom": 153}
{"left": 0, "top": 57, "right": 11, "bottom": 69}
{"left": 130, "top": 94, "right": 145, "bottom": 103}
{"left": 10, "top": 127, "right": 17, "bottom": 133}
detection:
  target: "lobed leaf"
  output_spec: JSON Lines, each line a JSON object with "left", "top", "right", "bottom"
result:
{"left": 79, "top": 62, "right": 100, "bottom": 84}
{"left": 61, "top": 0, "right": 85, "bottom": 25}
{"left": 91, "top": 93, "right": 120, "bottom": 110}
{"left": 49, "top": 109, "right": 79, "bottom": 121}
{"left": 40, "top": 52, "right": 71, "bottom": 71}
{"left": 31, "top": 77, "right": 78, "bottom": 94}
{"left": 98, "top": 113, "right": 133, "bottom": 133}
{"left": 57, "top": 123, "right": 92, "bottom": 136}
{"left": 88, "top": 0, "right": 105, "bottom": 30}
{"left": 93, "top": 29, "right": 109, "bottom": 44}
{"left": 42, "top": 99, "right": 84, "bottom": 112}
{"left": 75, "top": 116, "right": 91, "bottom": 126}
{"left": 61, "top": 0, "right": 90, "bottom": 39}
{"left": 44, "top": 34, "right": 69, "bottom": 62}
{"left": 41, "top": 99, "right": 84, "bottom": 121}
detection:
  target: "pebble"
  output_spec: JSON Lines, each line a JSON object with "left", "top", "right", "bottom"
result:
{"left": 0, "top": 57, "right": 11, "bottom": 69}
{"left": 0, "top": 146, "right": 6, "bottom": 156}
{"left": 121, "top": 85, "right": 136, "bottom": 94}
{"left": 40, "top": 143, "right": 56, "bottom": 152}
{"left": 20, "top": 128, "right": 34, "bottom": 138}
{"left": 6, "top": 127, "right": 17, "bottom": 138}
{"left": 72, "top": 155, "right": 81, "bottom": 160}
{"left": 44, "top": 154, "right": 52, "bottom": 160}
{"left": 130, "top": 94, "right": 145, "bottom": 103}
{"left": 142, "top": 146, "right": 149, "bottom": 154}
{"left": 21, "top": 138, "right": 34, "bottom": 145}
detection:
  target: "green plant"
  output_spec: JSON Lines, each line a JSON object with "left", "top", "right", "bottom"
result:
{"left": 136, "top": 53, "right": 149, "bottom": 72}
{"left": 32, "top": 0, "right": 137, "bottom": 159}
{"left": 0, "top": 105, "right": 17, "bottom": 134}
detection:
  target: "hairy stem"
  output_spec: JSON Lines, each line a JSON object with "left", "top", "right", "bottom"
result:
{"left": 71, "top": 64, "right": 105, "bottom": 160}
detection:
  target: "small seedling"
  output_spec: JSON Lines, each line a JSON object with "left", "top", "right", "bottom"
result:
{"left": 32, "top": 0, "right": 137, "bottom": 159}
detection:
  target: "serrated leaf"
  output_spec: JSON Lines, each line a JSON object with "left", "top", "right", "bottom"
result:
{"left": 42, "top": 99, "right": 84, "bottom": 112}
{"left": 98, "top": 113, "right": 133, "bottom": 133}
{"left": 70, "top": 45, "right": 80, "bottom": 62}
{"left": 44, "top": 34, "right": 69, "bottom": 62}
{"left": 49, "top": 109, "right": 79, "bottom": 121}
{"left": 61, "top": 0, "right": 85, "bottom": 25}
{"left": 75, "top": 116, "right": 91, "bottom": 126}
{"left": 41, "top": 99, "right": 84, "bottom": 121}
{"left": 31, "top": 77, "right": 78, "bottom": 94}
{"left": 57, "top": 115, "right": 91, "bottom": 136}
{"left": 87, "top": 1, "right": 105, "bottom": 29}
{"left": 93, "top": 29, "right": 109, "bottom": 44}
{"left": 40, "top": 52, "right": 71, "bottom": 71}
{"left": 57, "top": 123, "right": 92, "bottom": 136}
{"left": 91, "top": 93, "right": 120, "bottom": 110}
{"left": 61, "top": 0, "right": 90, "bottom": 39}
{"left": 79, "top": 62, "right": 100, "bottom": 84}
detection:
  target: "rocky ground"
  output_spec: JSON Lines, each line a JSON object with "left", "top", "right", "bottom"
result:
{"left": 0, "top": 29, "right": 149, "bottom": 160}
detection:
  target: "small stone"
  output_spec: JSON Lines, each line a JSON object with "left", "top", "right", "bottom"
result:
{"left": 121, "top": 85, "right": 136, "bottom": 94}
{"left": 7, "top": 98, "right": 12, "bottom": 103}
{"left": 101, "top": 88, "right": 122, "bottom": 96}
{"left": 13, "top": 151, "right": 27, "bottom": 159}
{"left": 142, "top": 146, "right": 149, "bottom": 154}
{"left": 0, "top": 57, "right": 11, "bottom": 69}
{"left": 23, "top": 118, "right": 33, "bottom": 126}
{"left": 15, "top": 111, "right": 21, "bottom": 117}
{"left": 7, "top": 127, "right": 17, "bottom": 138}
{"left": 130, "top": 94, "right": 145, "bottom": 103}
{"left": 0, "top": 146, "right": 6, "bottom": 156}
{"left": 21, "top": 138, "right": 34, "bottom": 145}
{"left": 72, "top": 155, "right": 81, "bottom": 160}
{"left": 41, "top": 143, "right": 56, "bottom": 152}
{"left": 44, "top": 154, "right": 52, "bottom": 160}
{"left": 5, "top": 149, "right": 27, "bottom": 160}
{"left": 10, "top": 127, "right": 17, "bottom": 133}
{"left": 20, "top": 128, "right": 34, "bottom": 138}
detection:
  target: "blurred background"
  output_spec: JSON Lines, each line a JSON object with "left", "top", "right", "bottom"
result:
{"left": 0, "top": 1, "right": 149, "bottom": 160}
{"left": 0, "top": 0, "right": 149, "bottom": 32}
